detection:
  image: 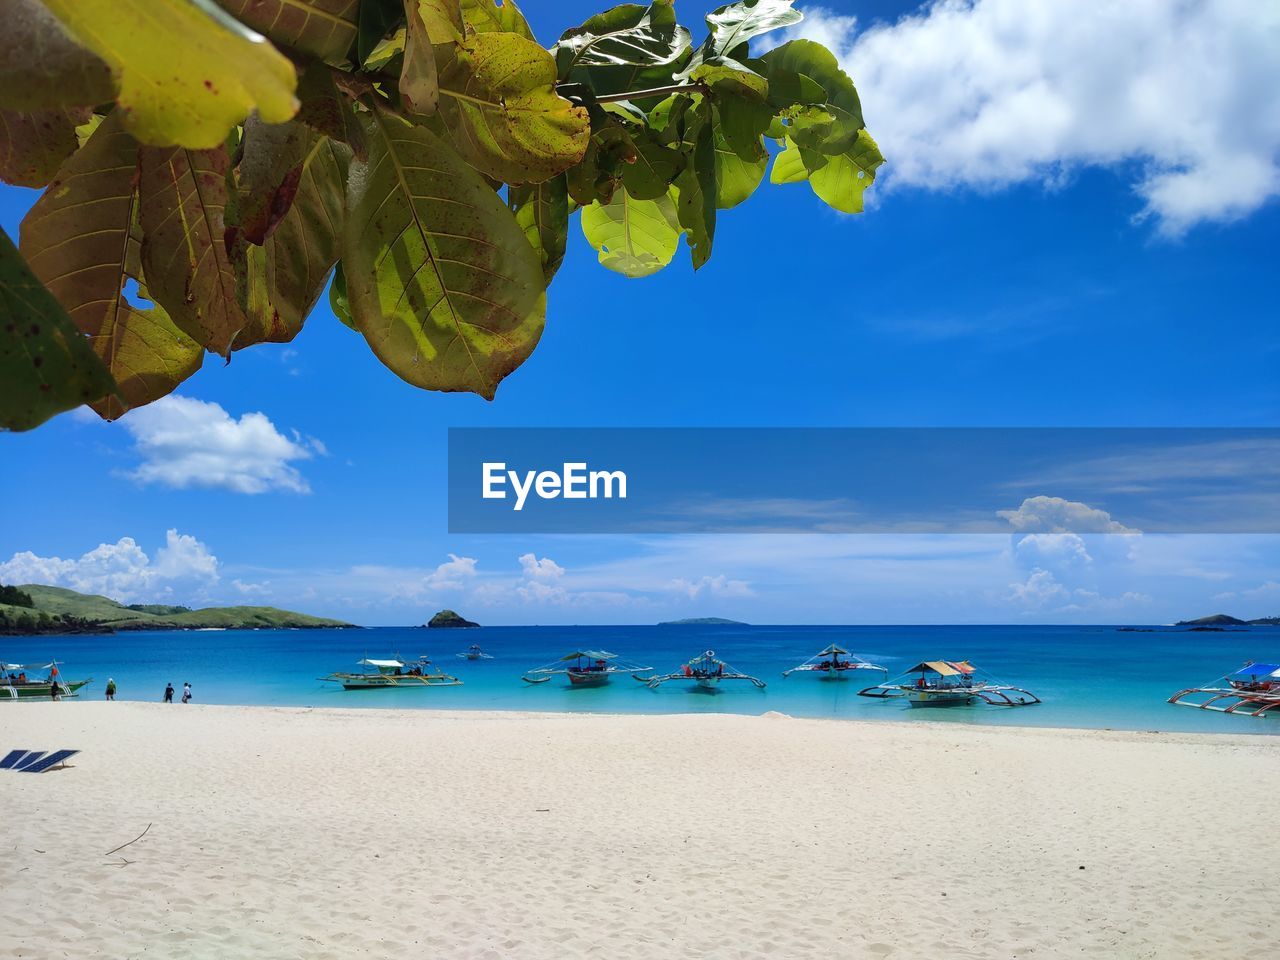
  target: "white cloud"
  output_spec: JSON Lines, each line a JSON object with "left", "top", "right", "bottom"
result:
{"left": 998, "top": 496, "right": 1139, "bottom": 534}
{"left": 0, "top": 530, "right": 219, "bottom": 603}
{"left": 1008, "top": 567, "right": 1070, "bottom": 607}
{"left": 1014, "top": 532, "right": 1092, "bottom": 567}
{"left": 423, "top": 554, "right": 478, "bottom": 591}
{"left": 122, "top": 395, "right": 323, "bottom": 494}
{"left": 518, "top": 553, "right": 565, "bottom": 580}
{"left": 787, "top": 0, "right": 1280, "bottom": 234}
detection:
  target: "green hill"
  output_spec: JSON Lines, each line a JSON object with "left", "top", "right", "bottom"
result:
{"left": 1, "top": 584, "right": 355, "bottom": 634}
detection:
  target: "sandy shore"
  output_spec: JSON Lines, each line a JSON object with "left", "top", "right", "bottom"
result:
{"left": 1, "top": 703, "right": 1277, "bottom": 959}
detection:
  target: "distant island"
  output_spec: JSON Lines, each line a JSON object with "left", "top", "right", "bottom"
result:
{"left": 657, "top": 617, "right": 748, "bottom": 626}
{"left": 426, "top": 609, "right": 480, "bottom": 628}
{"left": 1175, "top": 613, "right": 1280, "bottom": 627}
{"left": 0, "top": 584, "right": 356, "bottom": 635}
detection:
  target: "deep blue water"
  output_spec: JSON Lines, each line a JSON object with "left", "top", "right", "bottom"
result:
{"left": 5, "top": 624, "right": 1278, "bottom": 734}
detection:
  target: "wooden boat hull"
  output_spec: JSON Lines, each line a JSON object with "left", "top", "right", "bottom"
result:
{"left": 2, "top": 679, "right": 91, "bottom": 700}
{"left": 905, "top": 689, "right": 975, "bottom": 707}
{"left": 567, "top": 671, "right": 610, "bottom": 686}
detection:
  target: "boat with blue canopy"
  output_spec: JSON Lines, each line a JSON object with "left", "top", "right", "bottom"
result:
{"left": 320, "top": 655, "right": 460, "bottom": 690}
{"left": 1168, "top": 661, "right": 1280, "bottom": 717}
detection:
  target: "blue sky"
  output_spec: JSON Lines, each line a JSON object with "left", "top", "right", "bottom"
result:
{"left": 2, "top": 0, "right": 1278, "bottom": 624}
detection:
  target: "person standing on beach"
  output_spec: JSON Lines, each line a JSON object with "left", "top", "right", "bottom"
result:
{"left": 181, "top": 682, "right": 192, "bottom": 704}
{"left": 105, "top": 678, "right": 116, "bottom": 701}
{"left": 164, "top": 682, "right": 174, "bottom": 703}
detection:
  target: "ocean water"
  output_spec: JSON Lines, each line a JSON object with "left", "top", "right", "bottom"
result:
{"left": 4, "top": 624, "right": 1278, "bottom": 735}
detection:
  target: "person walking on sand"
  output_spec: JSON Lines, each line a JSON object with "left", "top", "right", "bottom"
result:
{"left": 105, "top": 678, "right": 116, "bottom": 701}
{"left": 181, "top": 682, "right": 192, "bottom": 704}
{"left": 164, "top": 682, "right": 174, "bottom": 703}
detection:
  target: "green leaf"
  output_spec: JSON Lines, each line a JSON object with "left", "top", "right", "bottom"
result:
{"left": 460, "top": 0, "right": 534, "bottom": 39}
{"left": 436, "top": 32, "right": 590, "bottom": 183}
{"left": 580, "top": 188, "right": 680, "bottom": 278}
{"left": 329, "top": 262, "right": 356, "bottom": 330}
{"left": 704, "top": 0, "right": 801, "bottom": 57}
{"left": 510, "top": 174, "right": 569, "bottom": 284}
{"left": 762, "top": 40, "right": 863, "bottom": 154}
{"left": 622, "top": 135, "right": 683, "bottom": 200}
{"left": 296, "top": 61, "right": 367, "bottom": 159}
{"left": 0, "top": 0, "right": 116, "bottom": 110}
{"left": 673, "top": 104, "right": 717, "bottom": 269}
{"left": 713, "top": 125, "right": 765, "bottom": 208}
{"left": 0, "top": 228, "right": 116, "bottom": 431}
{"left": 565, "top": 125, "right": 636, "bottom": 206}
{"left": 808, "top": 128, "right": 883, "bottom": 213}
{"left": 42, "top": 0, "right": 299, "bottom": 149}
{"left": 769, "top": 135, "right": 807, "bottom": 183}
{"left": 401, "top": 0, "right": 439, "bottom": 115}
{"left": 358, "top": 0, "right": 405, "bottom": 66}
{"left": 0, "top": 107, "right": 89, "bottom": 188}
{"left": 231, "top": 124, "right": 350, "bottom": 348}
{"left": 342, "top": 109, "right": 546, "bottom": 398}
{"left": 553, "top": 1, "right": 691, "bottom": 77}
{"left": 19, "top": 115, "right": 203, "bottom": 420}
{"left": 138, "top": 144, "right": 248, "bottom": 356}
{"left": 714, "top": 93, "right": 770, "bottom": 161}
{"left": 213, "top": 0, "right": 359, "bottom": 64}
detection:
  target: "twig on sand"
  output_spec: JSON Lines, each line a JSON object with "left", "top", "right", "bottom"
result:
{"left": 104, "top": 823, "right": 152, "bottom": 858}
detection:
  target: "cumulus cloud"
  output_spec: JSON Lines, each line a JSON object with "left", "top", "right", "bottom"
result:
{"left": 786, "top": 0, "right": 1280, "bottom": 234}
{"left": 998, "top": 496, "right": 1139, "bottom": 534}
{"left": 122, "top": 395, "right": 323, "bottom": 494}
{"left": 0, "top": 530, "right": 220, "bottom": 603}
{"left": 1014, "top": 532, "right": 1092, "bottom": 568}
{"left": 519, "top": 553, "right": 565, "bottom": 581}
{"left": 1008, "top": 566, "right": 1151, "bottom": 612}
{"left": 423, "top": 554, "right": 478, "bottom": 591}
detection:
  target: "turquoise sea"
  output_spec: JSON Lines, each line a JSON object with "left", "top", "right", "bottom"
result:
{"left": 5, "top": 624, "right": 1278, "bottom": 734}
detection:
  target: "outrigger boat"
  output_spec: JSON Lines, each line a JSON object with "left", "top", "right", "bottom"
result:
{"left": 457, "top": 644, "right": 494, "bottom": 661}
{"left": 2, "top": 661, "right": 91, "bottom": 700}
{"left": 1167, "top": 661, "right": 1280, "bottom": 718}
{"left": 522, "top": 650, "right": 651, "bottom": 686}
{"left": 319, "top": 655, "right": 460, "bottom": 690}
{"left": 858, "top": 660, "right": 1040, "bottom": 707}
{"left": 782, "top": 644, "right": 886, "bottom": 680}
{"left": 641, "top": 650, "right": 766, "bottom": 691}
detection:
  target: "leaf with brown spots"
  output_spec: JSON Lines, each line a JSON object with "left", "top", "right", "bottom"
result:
{"left": 138, "top": 145, "right": 248, "bottom": 356}
{"left": 214, "top": 0, "right": 359, "bottom": 65}
{"left": 0, "top": 107, "right": 89, "bottom": 188}
{"left": 0, "top": 228, "right": 116, "bottom": 431}
{"left": 342, "top": 109, "right": 545, "bottom": 399}
{"left": 18, "top": 116, "right": 202, "bottom": 420}
{"left": 0, "top": 0, "right": 116, "bottom": 111}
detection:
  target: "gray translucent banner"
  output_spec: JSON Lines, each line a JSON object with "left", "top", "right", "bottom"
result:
{"left": 447, "top": 428, "right": 1280, "bottom": 534}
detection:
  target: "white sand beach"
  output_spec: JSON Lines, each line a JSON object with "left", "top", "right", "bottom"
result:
{"left": 2, "top": 703, "right": 1277, "bottom": 959}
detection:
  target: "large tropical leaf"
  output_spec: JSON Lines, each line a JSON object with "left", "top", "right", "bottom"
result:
{"left": 42, "top": 0, "right": 299, "bottom": 149}
{"left": 769, "top": 135, "right": 808, "bottom": 183}
{"left": 510, "top": 174, "right": 569, "bottom": 285}
{"left": 231, "top": 125, "right": 350, "bottom": 348}
{"left": 19, "top": 117, "right": 203, "bottom": 419}
{"left": 762, "top": 40, "right": 863, "bottom": 155}
{"left": 460, "top": 0, "right": 535, "bottom": 40}
{"left": 554, "top": 1, "right": 691, "bottom": 74}
{"left": 436, "top": 32, "right": 590, "bottom": 184}
{"left": 807, "top": 128, "right": 884, "bottom": 214}
{"left": 401, "top": 0, "right": 438, "bottom": 115}
{"left": 713, "top": 126, "right": 765, "bottom": 208}
{"left": 0, "top": 228, "right": 116, "bottom": 431}
{"left": 704, "top": 0, "right": 801, "bottom": 57}
{"left": 580, "top": 188, "right": 681, "bottom": 278}
{"left": 0, "top": 0, "right": 115, "bottom": 110}
{"left": 673, "top": 107, "right": 717, "bottom": 269}
{"left": 214, "top": 0, "right": 358, "bottom": 64}
{"left": 0, "top": 107, "right": 88, "bottom": 188}
{"left": 138, "top": 145, "right": 247, "bottom": 356}
{"left": 342, "top": 109, "right": 546, "bottom": 399}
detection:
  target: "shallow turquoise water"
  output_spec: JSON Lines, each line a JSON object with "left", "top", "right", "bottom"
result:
{"left": 5, "top": 624, "right": 1278, "bottom": 735}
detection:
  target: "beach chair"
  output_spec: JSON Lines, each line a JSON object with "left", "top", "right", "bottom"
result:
{"left": 0, "top": 749, "right": 79, "bottom": 772}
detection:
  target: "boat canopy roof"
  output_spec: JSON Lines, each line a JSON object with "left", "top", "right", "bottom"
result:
{"left": 907, "top": 660, "right": 975, "bottom": 676}
{"left": 358, "top": 658, "right": 404, "bottom": 668}
{"left": 1233, "top": 663, "right": 1280, "bottom": 678}
{"left": 815, "top": 643, "right": 850, "bottom": 656}
{"left": 559, "top": 649, "right": 616, "bottom": 661}
{"left": 3, "top": 662, "right": 53, "bottom": 671}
